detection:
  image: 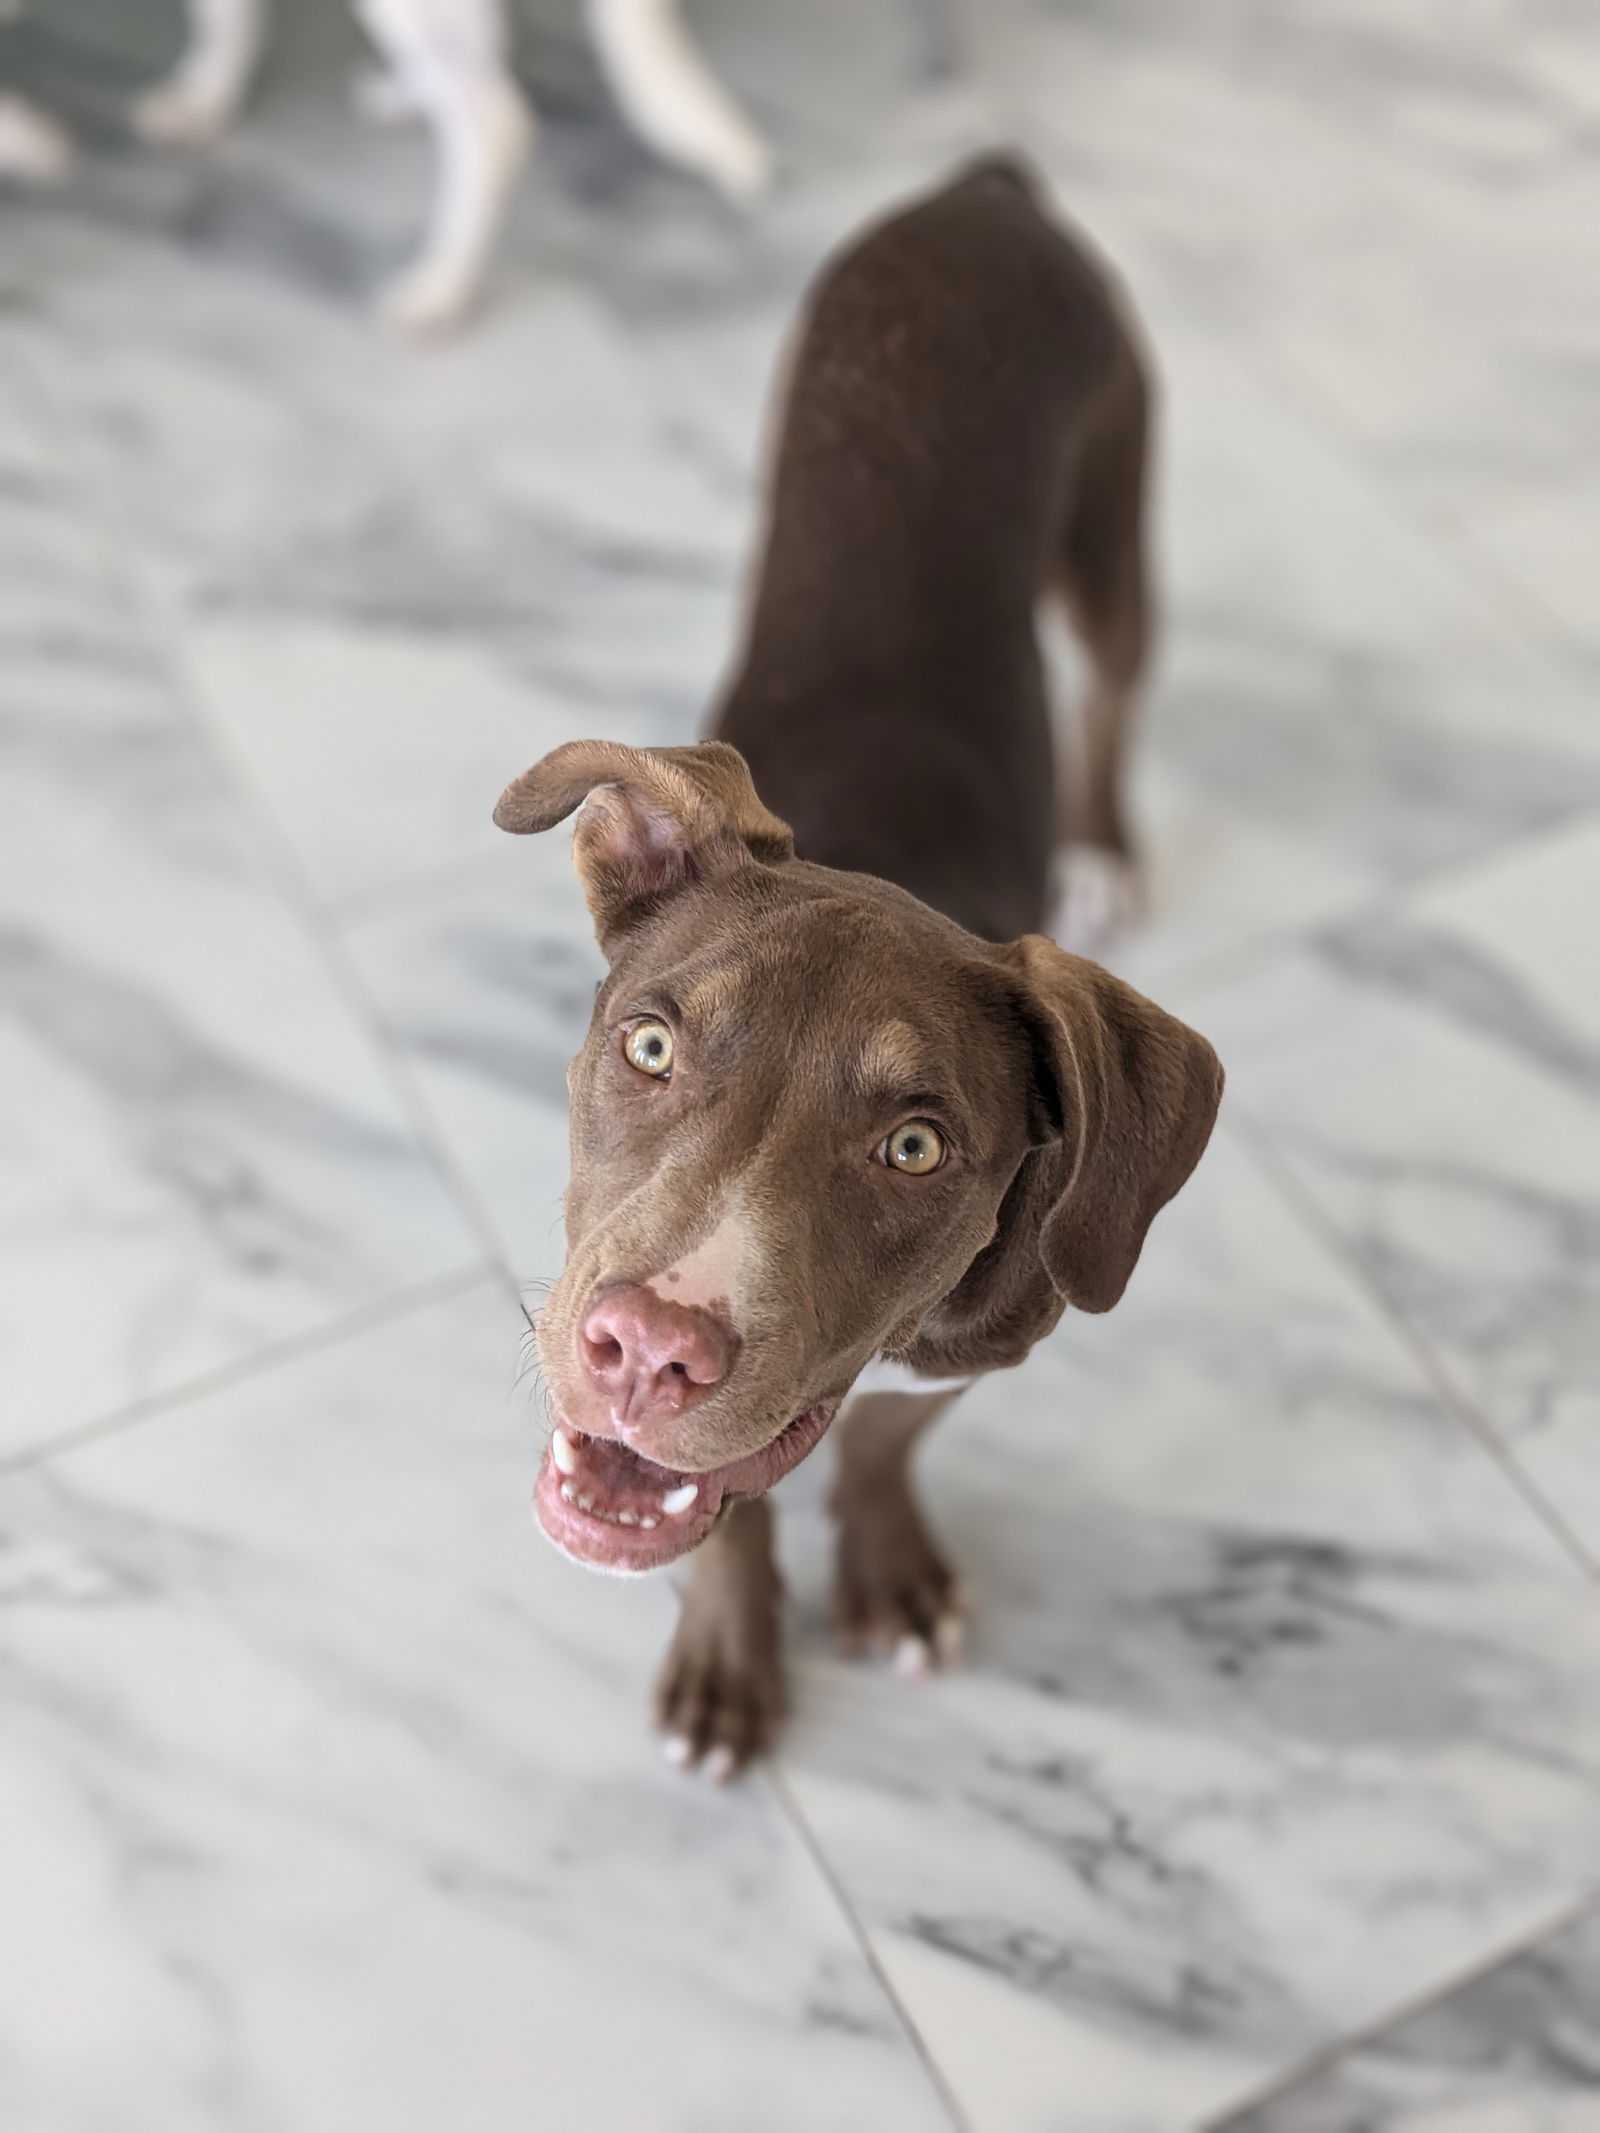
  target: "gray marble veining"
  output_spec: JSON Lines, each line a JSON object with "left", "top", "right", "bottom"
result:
{"left": 2, "top": 2, "right": 1597, "bottom": 2126}
{"left": 768, "top": 1136, "right": 1600, "bottom": 2131}
{"left": 1194, "top": 817, "right": 1600, "bottom": 1565}
{"left": 1221, "top": 1903, "right": 1600, "bottom": 2130}
{"left": 0, "top": 354, "right": 478, "bottom": 1455}
{"left": 0, "top": 1281, "right": 952, "bottom": 2133}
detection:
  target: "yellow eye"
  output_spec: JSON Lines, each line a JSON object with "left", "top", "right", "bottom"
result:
{"left": 624, "top": 1020, "right": 675, "bottom": 1079}
{"left": 883, "top": 1121, "right": 945, "bottom": 1175}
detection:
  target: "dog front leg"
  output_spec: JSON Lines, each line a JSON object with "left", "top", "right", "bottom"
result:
{"left": 654, "top": 1494, "right": 784, "bottom": 1780}
{"left": 832, "top": 1384, "right": 968, "bottom": 1677}
{"left": 357, "top": 0, "right": 532, "bottom": 336}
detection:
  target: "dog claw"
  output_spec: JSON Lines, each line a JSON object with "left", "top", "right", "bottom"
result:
{"left": 893, "top": 1634, "right": 932, "bottom": 1679}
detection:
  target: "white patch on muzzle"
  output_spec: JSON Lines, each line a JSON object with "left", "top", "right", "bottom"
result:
{"left": 644, "top": 1208, "right": 754, "bottom": 1320}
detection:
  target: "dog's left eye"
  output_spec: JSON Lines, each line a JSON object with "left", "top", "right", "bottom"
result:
{"left": 624, "top": 1020, "right": 675, "bottom": 1079}
{"left": 880, "top": 1121, "right": 946, "bottom": 1175}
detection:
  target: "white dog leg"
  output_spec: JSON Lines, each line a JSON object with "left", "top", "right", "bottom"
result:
{"left": 586, "top": 0, "right": 769, "bottom": 200}
{"left": 0, "top": 92, "right": 73, "bottom": 181}
{"left": 134, "top": 0, "right": 267, "bottom": 145}
{"left": 357, "top": 0, "right": 533, "bottom": 336}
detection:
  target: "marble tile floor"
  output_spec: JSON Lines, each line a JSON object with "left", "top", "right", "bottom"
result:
{"left": 2, "top": 3, "right": 1596, "bottom": 2128}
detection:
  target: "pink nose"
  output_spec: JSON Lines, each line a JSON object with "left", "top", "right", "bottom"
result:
{"left": 579, "top": 1286, "right": 733, "bottom": 1426}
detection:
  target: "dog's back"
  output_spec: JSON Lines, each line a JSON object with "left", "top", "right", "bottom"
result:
{"left": 715, "top": 156, "right": 1149, "bottom": 944}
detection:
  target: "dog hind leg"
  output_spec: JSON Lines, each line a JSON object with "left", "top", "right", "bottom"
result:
{"left": 586, "top": 0, "right": 769, "bottom": 200}
{"left": 134, "top": 0, "right": 267, "bottom": 145}
{"left": 357, "top": 0, "right": 532, "bottom": 336}
{"left": 1048, "top": 348, "right": 1153, "bottom": 957}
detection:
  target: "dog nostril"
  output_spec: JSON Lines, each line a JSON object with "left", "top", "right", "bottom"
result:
{"left": 585, "top": 1333, "right": 624, "bottom": 1372}
{"left": 667, "top": 1361, "right": 689, "bottom": 1381}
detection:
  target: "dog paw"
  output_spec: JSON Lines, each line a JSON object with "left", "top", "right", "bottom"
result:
{"left": 133, "top": 81, "right": 239, "bottom": 146}
{"left": 835, "top": 1498, "right": 966, "bottom": 1678}
{"left": 0, "top": 95, "right": 74, "bottom": 183}
{"left": 695, "top": 118, "right": 771, "bottom": 203}
{"left": 381, "top": 262, "right": 476, "bottom": 339}
{"left": 1049, "top": 844, "right": 1142, "bottom": 959}
{"left": 654, "top": 1584, "right": 784, "bottom": 1780}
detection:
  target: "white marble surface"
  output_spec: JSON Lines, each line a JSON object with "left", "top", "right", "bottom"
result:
{"left": 3, "top": 1, "right": 1597, "bottom": 2127}
{"left": 0, "top": 351, "right": 480, "bottom": 1459}
{"left": 1194, "top": 817, "right": 1600, "bottom": 1567}
{"left": 1221, "top": 1903, "right": 1600, "bottom": 2130}
{"left": 0, "top": 1280, "right": 950, "bottom": 2133}
{"left": 769, "top": 1136, "right": 1600, "bottom": 2132}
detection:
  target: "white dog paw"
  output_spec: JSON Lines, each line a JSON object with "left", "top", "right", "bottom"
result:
{"left": 381, "top": 262, "right": 476, "bottom": 338}
{"left": 133, "top": 81, "right": 239, "bottom": 146}
{"left": 1050, "top": 846, "right": 1142, "bottom": 959}
{"left": 0, "top": 95, "right": 74, "bottom": 183}
{"left": 696, "top": 117, "right": 771, "bottom": 202}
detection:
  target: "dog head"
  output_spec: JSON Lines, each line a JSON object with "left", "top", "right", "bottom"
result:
{"left": 497, "top": 739, "right": 1222, "bottom": 1572}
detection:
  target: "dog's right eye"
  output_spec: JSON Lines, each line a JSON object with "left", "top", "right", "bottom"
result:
{"left": 623, "top": 1020, "right": 675, "bottom": 1079}
{"left": 881, "top": 1121, "right": 946, "bottom": 1175}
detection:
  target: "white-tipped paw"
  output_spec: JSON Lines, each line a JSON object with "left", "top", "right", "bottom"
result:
{"left": 891, "top": 1611, "right": 965, "bottom": 1680}
{"left": 836, "top": 1493, "right": 968, "bottom": 1683}
{"left": 1050, "top": 845, "right": 1142, "bottom": 958}
{"left": 133, "top": 80, "right": 241, "bottom": 146}
{"left": 655, "top": 1621, "right": 783, "bottom": 1780}
{"left": 381, "top": 261, "right": 477, "bottom": 339}
{"left": 0, "top": 95, "right": 74, "bottom": 182}
{"left": 694, "top": 117, "right": 771, "bottom": 202}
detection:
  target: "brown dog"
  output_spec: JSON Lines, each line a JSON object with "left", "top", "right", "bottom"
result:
{"left": 494, "top": 158, "right": 1222, "bottom": 1773}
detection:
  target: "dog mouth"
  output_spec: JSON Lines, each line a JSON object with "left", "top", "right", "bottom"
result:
{"left": 533, "top": 1403, "right": 837, "bottom": 1573}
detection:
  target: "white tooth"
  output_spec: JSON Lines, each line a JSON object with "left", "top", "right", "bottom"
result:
{"left": 577, "top": 1494, "right": 595, "bottom": 1513}
{"left": 618, "top": 1509, "right": 638, "bottom": 1526}
{"left": 560, "top": 1483, "right": 576, "bottom": 1504}
{"left": 550, "top": 1429, "right": 577, "bottom": 1476}
{"left": 661, "top": 1483, "right": 698, "bottom": 1517}
{"left": 639, "top": 1515, "right": 659, "bottom": 1530}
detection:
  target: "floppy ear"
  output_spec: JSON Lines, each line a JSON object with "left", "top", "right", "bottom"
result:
{"left": 493, "top": 739, "right": 793, "bottom": 946}
{"left": 1018, "top": 935, "right": 1224, "bottom": 1313}
{"left": 904, "top": 936, "right": 1222, "bottom": 1375}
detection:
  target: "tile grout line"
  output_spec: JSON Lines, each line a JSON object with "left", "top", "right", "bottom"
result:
{"left": 0, "top": 1260, "right": 495, "bottom": 1477}
{"left": 1224, "top": 1113, "right": 1600, "bottom": 1587}
{"left": 766, "top": 1761, "right": 972, "bottom": 2133}
{"left": 1199, "top": 1886, "right": 1600, "bottom": 2129}
{"left": 15, "top": 342, "right": 531, "bottom": 1311}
